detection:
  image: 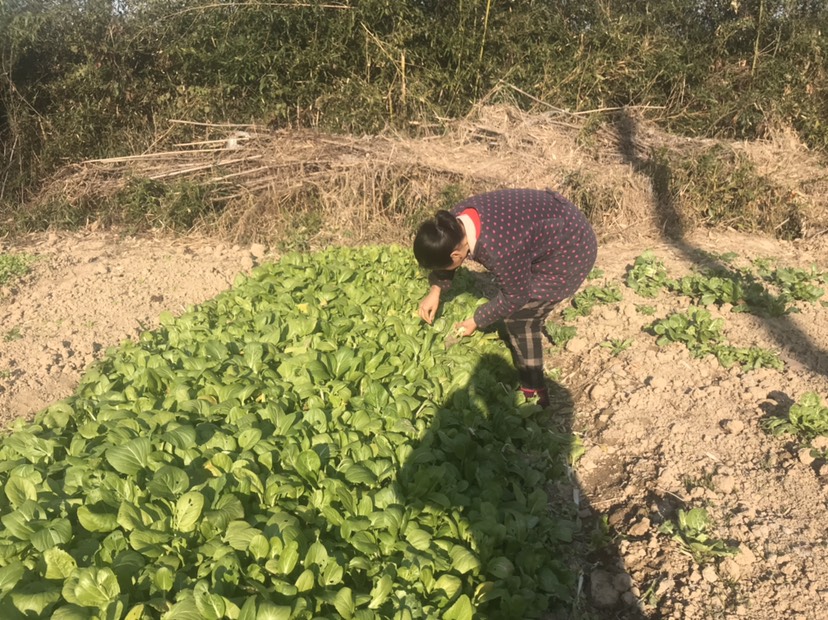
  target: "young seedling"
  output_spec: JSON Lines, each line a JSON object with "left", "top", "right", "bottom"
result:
{"left": 666, "top": 263, "right": 791, "bottom": 316}
{"left": 650, "top": 307, "right": 783, "bottom": 371}
{"left": 589, "top": 514, "right": 615, "bottom": 552}
{"left": 628, "top": 252, "right": 822, "bottom": 317}
{"left": 562, "top": 285, "right": 623, "bottom": 320}
{"left": 658, "top": 507, "right": 737, "bottom": 564}
{"left": 586, "top": 267, "right": 605, "bottom": 280}
{"left": 601, "top": 338, "right": 633, "bottom": 356}
{"left": 626, "top": 251, "right": 670, "bottom": 298}
{"left": 762, "top": 392, "right": 828, "bottom": 440}
{"left": 545, "top": 321, "right": 577, "bottom": 350}
{"left": 766, "top": 265, "right": 825, "bottom": 303}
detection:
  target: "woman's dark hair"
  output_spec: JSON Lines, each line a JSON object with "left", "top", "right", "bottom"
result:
{"left": 413, "top": 210, "right": 465, "bottom": 269}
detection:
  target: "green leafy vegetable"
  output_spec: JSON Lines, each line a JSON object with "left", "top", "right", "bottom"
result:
{"left": 658, "top": 508, "right": 737, "bottom": 564}
{"left": 762, "top": 391, "right": 828, "bottom": 440}
{"left": 0, "top": 246, "right": 575, "bottom": 619}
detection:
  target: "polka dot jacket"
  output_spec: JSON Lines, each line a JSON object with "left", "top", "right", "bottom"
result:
{"left": 429, "top": 188, "right": 598, "bottom": 328}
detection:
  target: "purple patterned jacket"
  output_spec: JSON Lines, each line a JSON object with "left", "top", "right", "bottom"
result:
{"left": 429, "top": 188, "right": 598, "bottom": 328}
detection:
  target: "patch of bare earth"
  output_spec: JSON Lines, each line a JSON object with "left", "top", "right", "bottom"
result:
{"left": 1, "top": 227, "right": 827, "bottom": 619}
{"left": 564, "top": 229, "right": 828, "bottom": 619}
{"left": 0, "top": 230, "right": 273, "bottom": 425}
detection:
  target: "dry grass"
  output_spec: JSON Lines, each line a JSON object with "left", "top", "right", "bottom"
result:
{"left": 24, "top": 106, "right": 828, "bottom": 247}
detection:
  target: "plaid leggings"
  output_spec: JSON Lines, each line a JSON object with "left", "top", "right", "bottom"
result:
{"left": 501, "top": 299, "right": 558, "bottom": 390}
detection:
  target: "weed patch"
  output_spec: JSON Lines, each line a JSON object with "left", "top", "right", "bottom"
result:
{"left": 652, "top": 145, "right": 805, "bottom": 239}
{"left": 21, "top": 178, "right": 227, "bottom": 233}
{"left": 0, "top": 253, "right": 34, "bottom": 287}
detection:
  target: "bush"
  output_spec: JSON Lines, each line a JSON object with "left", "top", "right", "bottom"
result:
{"left": 651, "top": 145, "right": 805, "bottom": 239}
{"left": 2, "top": 0, "right": 827, "bottom": 231}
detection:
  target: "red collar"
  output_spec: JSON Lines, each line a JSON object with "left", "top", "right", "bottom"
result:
{"left": 463, "top": 208, "right": 481, "bottom": 237}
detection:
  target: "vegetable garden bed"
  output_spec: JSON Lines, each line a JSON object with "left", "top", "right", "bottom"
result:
{"left": 0, "top": 246, "right": 576, "bottom": 619}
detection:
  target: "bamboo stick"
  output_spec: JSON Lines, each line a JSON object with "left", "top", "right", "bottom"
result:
{"left": 149, "top": 163, "right": 223, "bottom": 180}
{"left": 168, "top": 119, "right": 264, "bottom": 129}
{"left": 208, "top": 166, "right": 270, "bottom": 182}
{"left": 174, "top": 138, "right": 254, "bottom": 147}
{"left": 147, "top": 155, "right": 265, "bottom": 180}
{"left": 497, "top": 81, "right": 569, "bottom": 114}
{"left": 84, "top": 148, "right": 233, "bottom": 163}
{"left": 169, "top": 2, "right": 353, "bottom": 18}
{"left": 570, "top": 105, "right": 666, "bottom": 116}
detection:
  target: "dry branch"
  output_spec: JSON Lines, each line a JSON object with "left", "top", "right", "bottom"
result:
{"left": 168, "top": 119, "right": 265, "bottom": 130}
{"left": 84, "top": 148, "right": 233, "bottom": 163}
{"left": 30, "top": 104, "right": 828, "bottom": 244}
{"left": 168, "top": 1, "right": 353, "bottom": 18}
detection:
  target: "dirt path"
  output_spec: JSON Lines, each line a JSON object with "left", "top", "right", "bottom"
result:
{"left": 1, "top": 228, "right": 827, "bottom": 619}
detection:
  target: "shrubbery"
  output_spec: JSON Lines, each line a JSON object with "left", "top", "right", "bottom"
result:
{"left": 2, "top": 0, "right": 827, "bottom": 231}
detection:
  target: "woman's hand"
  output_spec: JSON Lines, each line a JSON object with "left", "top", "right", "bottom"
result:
{"left": 453, "top": 317, "right": 477, "bottom": 338}
{"left": 418, "top": 287, "right": 441, "bottom": 324}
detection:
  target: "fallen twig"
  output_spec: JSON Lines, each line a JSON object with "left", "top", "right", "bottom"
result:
{"left": 656, "top": 486, "right": 690, "bottom": 504}
{"left": 84, "top": 148, "right": 232, "bottom": 164}
{"left": 148, "top": 155, "right": 265, "bottom": 180}
{"left": 168, "top": 119, "right": 265, "bottom": 130}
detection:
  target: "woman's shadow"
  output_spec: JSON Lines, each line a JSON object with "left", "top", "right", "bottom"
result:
{"left": 396, "top": 348, "right": 647, "bottom": 619}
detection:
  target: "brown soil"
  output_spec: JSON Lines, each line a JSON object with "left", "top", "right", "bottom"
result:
{"left": 5, "top": 102, "right": 828, "bottom": 620}
{"left": 1, "top": 226, "right": 826, "bottom": 619}
{"left": 563, "top": 229, "right": 828, "bottom": 620}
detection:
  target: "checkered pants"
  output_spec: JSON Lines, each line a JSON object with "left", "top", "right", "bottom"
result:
{"left": 500, "top": 299, "right": 558, "bottom": 390}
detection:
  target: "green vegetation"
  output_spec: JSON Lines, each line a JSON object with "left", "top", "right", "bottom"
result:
{"left": 561, "top": 285, "right": 623, "bottom": 321}
{"left": 553, "top": 250, "right": 826, "bottom": 371}
{"left": 0, "top": 246, "right": 576, "bottom": 619}
{"left": 545, "top": 322, "right": 577, "bottom": 351}
{"left": 626, "top": 252, "right": 670, "bottom": 299}
{"left": 651, "top": 145, "right": 806, "bottom": 238}
{"left": 0, "top": 253, "right": 34, "bottom": 287}
{"left": 651, "top": 307, "right": 725, "bottom": 355}
{"left": 762, "top": 392, "right": 828, "bottom": 441}
{"left": 668, "top": 271, "right": 787, "bottom": 317}
{"left": 587, "top": 515, "right": 614, "bottom": 553}
{"left": 763, "top": 266, "right": 826, "bottom": 303}
{"left": 658, "top": 508, "right": 737, "bottom": 565}
{"left": 626, "top": 250, "right": 825, "bottom": 317}
{"left": 3, "top": 327, "right": 22, "bottom": 342}
{"left": 650, "top": 307, "right": 783, "bottom": 371}
{"left": 600, "top": 339, "right": 633, "bottom": 357}
{"left": 2, "top": 1, "right": 828, "bottom": 235}
{"left": 20, "top": 178, "right": 228, "bottom": 233}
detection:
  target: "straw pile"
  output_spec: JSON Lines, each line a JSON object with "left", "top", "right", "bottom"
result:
{"left": 30, "top": 104, "right": 828, "bottom": 246}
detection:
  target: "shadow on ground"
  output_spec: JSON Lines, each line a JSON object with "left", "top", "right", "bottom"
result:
{"left": 616, "top": 109, "right": 828, "bottom": 379}
{"left": 398, "top": 338, "right": 647, "bottom": 617}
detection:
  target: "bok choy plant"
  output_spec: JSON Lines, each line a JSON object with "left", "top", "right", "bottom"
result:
{"left": 0, "top": 246, "right": 577, "bottom": 620}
